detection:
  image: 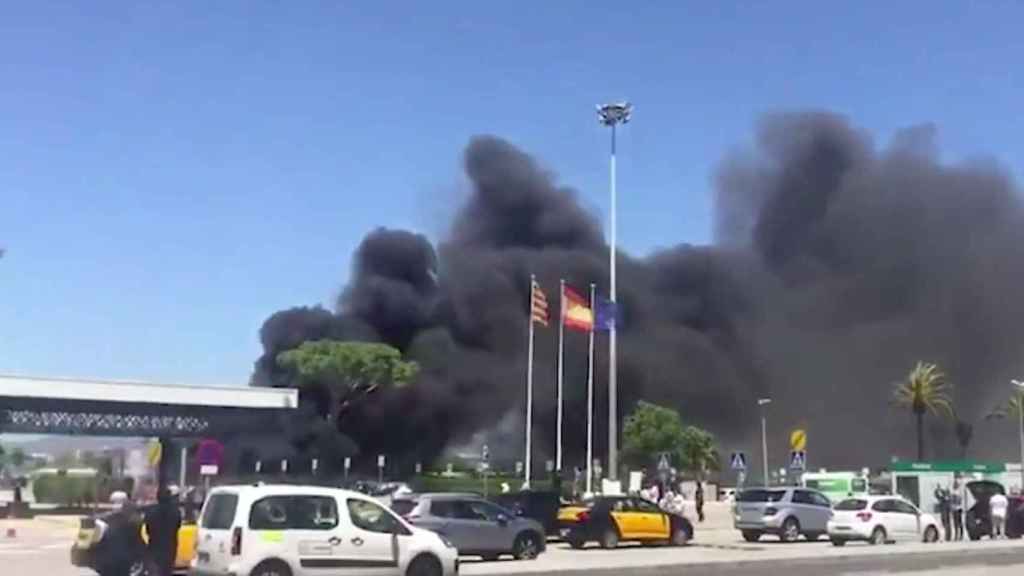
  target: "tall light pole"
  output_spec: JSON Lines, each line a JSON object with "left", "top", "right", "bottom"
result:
{"left": 597, "top": 102, "right": 632, "bottom": 481}
{"left": 758, "top": 398, "right": 772, "bottom": 487}
{"left": 1013, "top": 380, "right": 1024, "bottom": 491}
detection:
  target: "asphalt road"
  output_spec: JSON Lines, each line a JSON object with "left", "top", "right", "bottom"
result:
{"left": 6, "top": 538, "right": 1022, "bottom": 576}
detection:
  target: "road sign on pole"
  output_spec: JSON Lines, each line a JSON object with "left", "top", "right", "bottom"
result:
{"left": 730, "top": 452, "right": 747, "bottom": 471}
{"left": 482, "top": 444, "right": 490, "bottom": 462}
{"left": 790, "top": 429, "right": 807, "bottom": 452}
{"left": 789, "top": 450, "right": 807, "bottom": 470}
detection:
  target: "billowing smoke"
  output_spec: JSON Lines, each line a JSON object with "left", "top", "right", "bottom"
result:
{"left": 253, "top": 112, "right": 1024, "bottom": 470}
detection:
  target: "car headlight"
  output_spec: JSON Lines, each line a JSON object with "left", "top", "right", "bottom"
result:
{"left": 439, "top": 534, "right": 456, "bottom": 549}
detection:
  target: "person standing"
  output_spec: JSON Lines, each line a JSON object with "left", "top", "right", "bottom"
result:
{"left": 695, "top": 481, "right": 705, "bottom": 523}
{"left": 934, "top": 486, "right": 951, "bottom": 541}
{"left": 950, "top": 481, "right": 965, "bottom": 541}
{"left": 145, "top": 489, "right": 182, "bottom": 576}
{"left": 989, "top": 491, "right": 1009, "bottom": 539}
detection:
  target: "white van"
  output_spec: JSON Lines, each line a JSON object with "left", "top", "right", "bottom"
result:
{"left": 192, "top": 484, "right": 459, "bottom": 576}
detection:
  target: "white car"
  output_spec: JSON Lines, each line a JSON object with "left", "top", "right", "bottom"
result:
{"left": 191, "top": 484, "right": 459, "bottom": 576}
{"left": 827, "top": 495, "right": 941, "bottom": 546}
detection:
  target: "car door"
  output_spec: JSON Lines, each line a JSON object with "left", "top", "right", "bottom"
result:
{"left": 806, "top": 491, "right": 833, "bottom": 533}
{"left": 340, "top": 497, "right": 402, "bottom": 576}
{"left": 607, "top": 498, "right": 638, "bottom": 539}
{"left": 466, "top": 499, "right": 518, "bottom": 553}
{"left": 871, "top": 498, "right": 909, "bottom": 541}
{"left": 440, "top": 499, "right": 495, "bottom": 554}
{"left": 248, "top": 495, "right": 347, "bottom": 576}
{"left": 789, "top": 490, "right": 816, "bottom": 532}
{"left": 631, "top": 498, "right": 669, "bottom": 540}
{"left": 891, "top": 499, "right": 923, "bottom": 541}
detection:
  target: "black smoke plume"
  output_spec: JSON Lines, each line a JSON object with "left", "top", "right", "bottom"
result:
{"left": 252, "top": 112, "right": 1024, "bottom": 470}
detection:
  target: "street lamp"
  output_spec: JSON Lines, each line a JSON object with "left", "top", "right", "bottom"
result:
{"left": 1013, "top": 380, "right": 1024, "bottom": 491}
{"left": 758, "top": 398, "right": 772, "bottom": 487}
{"left": 597, "top": 101, "right": 632, "bottom": 482}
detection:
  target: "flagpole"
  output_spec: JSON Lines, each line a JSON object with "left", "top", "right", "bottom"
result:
{"left": 557, "top": 279, "right": 565, "bottom": 472}
{"left": 525, "top": 275, "right": 536, "bottom": 488}
{"left": 586, "top": 283, "right": 596, "bottom": 495}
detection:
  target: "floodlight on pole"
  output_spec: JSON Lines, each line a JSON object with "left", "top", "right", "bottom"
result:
{"left": 758, "top": 398, "right": 772, "bottom": 487}
{"left": 1013, "top": 380, "right": 1024, "bottom": 490}
{"left": 597, "top": 101, "right": 632, "bottom": 481}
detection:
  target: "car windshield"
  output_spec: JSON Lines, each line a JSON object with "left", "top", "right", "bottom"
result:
{"left": 737, "top": 490, "right": 787, "bottom": 503}
{"left": 835, "top": 499, "right": 868, "bottom": 511}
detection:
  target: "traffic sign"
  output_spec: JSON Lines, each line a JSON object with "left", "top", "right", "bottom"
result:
{"left": 344, "top": 457, "right": 351, "bottom": 471}
{"left": 199, "top": 464, "right": 219, "bottom": 476}
{"left": 657, "top": 453, "right": 671, "bottom": 471}
{"left": 415, "top": 462, "right": 423, "bottom": 474}
{"left": 515, "top": 461, "right": 523, "bottom": 475}
{"left": 377, "top": 455, "right": 386, "bottom": 468}
{"left": 730, "top": 452, "right": 747, "bottom": 471}
{"left": 790, "top": 429, "right": 807, "bottom": 452}
{"left": 482, "top": 444, "right": 490, "bottom": 462}
{"left": 789, "top": 450, "right": 807, "bottom": 470}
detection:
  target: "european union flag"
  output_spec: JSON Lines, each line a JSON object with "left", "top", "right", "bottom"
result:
{"left": 594, "top": 299, "right": 617, "bottom": 331}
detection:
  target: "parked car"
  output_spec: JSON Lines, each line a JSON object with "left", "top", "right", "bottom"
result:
{"left": 733, "top": 487, "right": 832, "bottom": 543}
{"left": 491, "top": 490, "right": 561, "bottom": 537}
{"left": 557, "top": 495, "right": 693, "bottom": 549}
{"left": 827, "top": 495, "right": 941, "bottom": 546}
{"left": 965, "top": 480, "right": 1006, "bottom": 540}
{"left": 391, "top": 493, "right": 545, "bottom": 561}
{"left": 70, "top": 503, "right": 197, "bottom": 576}
{"left": 193, "top": 484, "right": 458, "bottom": 576}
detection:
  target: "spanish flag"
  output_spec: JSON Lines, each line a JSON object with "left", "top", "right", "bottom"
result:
{"left": 562, "top": 285, "right": 594, "bottom": 332}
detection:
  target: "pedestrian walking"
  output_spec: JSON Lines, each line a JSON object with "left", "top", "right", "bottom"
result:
{"left": 145, "top": 488, "right": 182, "bottom": 576}
{"left": 990, "top": 491, "right": 1008, "bottom": 539}
{"left": 950, "top": 481, "right": 965, "bottom": 541}
{"left": 695, "top": 481, "right": 706, "bottom": 523}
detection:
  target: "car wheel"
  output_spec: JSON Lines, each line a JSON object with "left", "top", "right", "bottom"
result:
{"left": 671, "top": 526, "right": 691, "bottom": 546}
{"left": 600, "top": 528, "right": 620, "bottom": 549}
{"left": 803, "top": 532, "right": 823, "bottom": 542}
{"left": 781, "top": 517, "right": 801, "bottom": 543}
{"left": 481, "top": 554, "right": 500, "bottom": 561}
{"left": 923, "top": 525, "right": 939, "bottom": 543}
{"left": 830, "top": 538, "right": 846, "bottom": 547}
{"left": 869, "top": 527, "right": 887, "bottom": 546}
{"left": 406, "top": 555, "right": 442, "bottom": 576}
{"left": 513, "top": 532, "right": 542, "bottom": 560}
{"left": 741, "top": 530, "right": 762, "bottom": 543}
{"left": 250, "top": 559, "right": 293, "bottom": 576}
{"left": 567, "top": 535, "right": 586, "bottom": 549}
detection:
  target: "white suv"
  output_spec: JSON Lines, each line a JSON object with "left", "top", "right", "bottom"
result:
{"left": 191, "top": 484, "right": 458, "bottom": 576}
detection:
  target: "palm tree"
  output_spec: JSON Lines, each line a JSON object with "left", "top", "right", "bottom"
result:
{"left": 986, "top": 388, "right": 1024, "bottom": 427}
{"left": 892, "top": 361, "right": 954, "bottom": 461}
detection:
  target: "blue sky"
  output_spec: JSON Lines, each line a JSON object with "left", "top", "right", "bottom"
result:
{"left": 2, "top": 1, "right": 1022, "bottom": 385}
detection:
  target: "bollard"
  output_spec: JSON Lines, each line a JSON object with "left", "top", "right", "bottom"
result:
{"left": 5, "top": 527, "right": 15, "bottom": 538}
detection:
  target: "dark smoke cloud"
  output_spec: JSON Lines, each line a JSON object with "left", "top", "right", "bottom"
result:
{"left": 253, "top": 114, "right": 1024, "bottom": 470}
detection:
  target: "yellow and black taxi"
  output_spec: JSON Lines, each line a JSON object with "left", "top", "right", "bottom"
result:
{"left": 557, "top": 495, "right": 693, "bottom": 549}
{"left": 71, "top": 504, "right": 197, "bottom": 575}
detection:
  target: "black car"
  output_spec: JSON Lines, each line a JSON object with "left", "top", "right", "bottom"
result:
{"left": 965, "top": 480, "right": 1006, "bottom": 540}
{"left": 491, "top": 490, "right": 562, "bottom": 537}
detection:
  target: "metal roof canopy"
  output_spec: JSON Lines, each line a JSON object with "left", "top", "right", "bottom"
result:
{"left": 0, "top": 374, "right": 297, "bottom": 438}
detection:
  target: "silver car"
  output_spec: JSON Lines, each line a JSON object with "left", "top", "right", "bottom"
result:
{"left": 733, "top": 487, "right": 833, "bottom": 542}
{"left": 392, "top": 493, "right": 546, "bottom": 560}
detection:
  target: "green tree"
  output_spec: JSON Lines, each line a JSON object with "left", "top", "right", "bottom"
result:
{"left": 891, "top": 361, "right": 954, "bottom": 461}
{"left": 277, "top": 340, "right": 419, "bottom": 424}
{"left": 622, "top": 401, "right": 688, "bottom": 469}
{"left": 679, "top": 426, "right": 721, "bottom": 479}
{"left": 986, "top": 387, "right": 1024, "bottom": 432}
{"left": 10, "top": 447, "right": 27, "bottom": 468}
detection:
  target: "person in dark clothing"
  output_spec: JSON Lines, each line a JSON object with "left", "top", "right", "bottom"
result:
{"left": 145, "top": 490, "right": 182, "bottom": 576}
{"left": 695, "top": 481, "right": 706, "bottom": 523}
{"left": 934, "top": 486, "right": 951, "bottom": 541}
{"left": 96, "top": 494, "right": 147, "bottom": 576}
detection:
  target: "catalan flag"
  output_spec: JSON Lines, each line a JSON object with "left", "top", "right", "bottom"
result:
{"left": 562, "top": 285, "right": 594, "bottom": 332}
{"left": 531, "top": 278, "right": 549, "bottom": 327}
